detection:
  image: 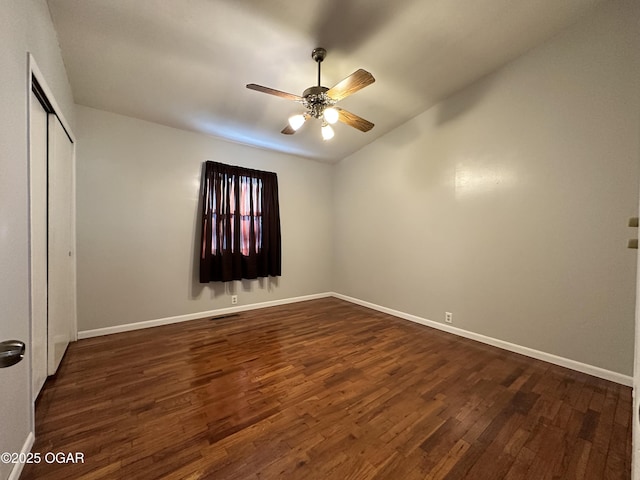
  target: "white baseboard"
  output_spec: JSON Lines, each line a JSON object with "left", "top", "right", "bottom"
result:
{"left": 8, "top": 431, "right": 34, "bottom": 480}
{"left": 77, "top": 292, "right": 332, "bottom": 339}
{"left": 76, "top": 290, "right": 631, "bottom": 386}
{"left": 331, "top": 292, "right": 633, "bottom": 387}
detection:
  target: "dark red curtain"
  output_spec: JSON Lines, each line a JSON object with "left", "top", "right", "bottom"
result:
{"left": 199, "top": 161, "right": 281, "bottom": 282}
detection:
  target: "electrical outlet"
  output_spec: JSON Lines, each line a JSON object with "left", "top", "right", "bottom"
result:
{"left": 231, "top": 295, "right": 238, "bottom": 305}
{"left": 445, "top": 312, "right": 453, "bottom": 324}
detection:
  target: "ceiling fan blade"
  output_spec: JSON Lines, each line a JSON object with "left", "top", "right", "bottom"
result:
{"left": 337, "top": 108, "right": 374, "bottom": 132}
{"left": 246, "top": 84, "right": 303, "bottom": 102}
{"left": 281, "top": 113, "right": 309, "bottom": 135}
{"left": 326, "top": 69, "right": 375, "bottom": 102}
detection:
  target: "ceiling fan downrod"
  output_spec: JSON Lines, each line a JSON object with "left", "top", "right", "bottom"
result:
{"left": 312, "top": 47, "right": 326, "bottom": 87}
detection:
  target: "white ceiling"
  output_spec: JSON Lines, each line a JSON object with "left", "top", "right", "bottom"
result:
{"left": 47, "top": 0, "right": 603, "bottom": 163}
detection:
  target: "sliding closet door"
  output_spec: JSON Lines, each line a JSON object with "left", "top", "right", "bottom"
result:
{"left": 48, "top": 115, "right": 75, "bottom": 375}
{"left": 29, "top": 91, "right": 48, "bottom": 399}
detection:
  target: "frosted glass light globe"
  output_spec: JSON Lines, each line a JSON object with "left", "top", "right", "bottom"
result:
{"left": 288, "top": 114, "right": 305, "bottom": 131}
{"left": 321, "top": 123, "right": 334, "bottom": 140}
{"left": 323, "top": 107, "right": 339, "bottom": 124}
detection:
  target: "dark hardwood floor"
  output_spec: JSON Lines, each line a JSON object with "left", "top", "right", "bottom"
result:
{"left": 22, "top": 298, "right": 631, "bottom": 479}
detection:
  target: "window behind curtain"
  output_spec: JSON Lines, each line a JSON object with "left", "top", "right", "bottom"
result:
{"left": 199, "top": 161, "right": 281, "bottom": 282}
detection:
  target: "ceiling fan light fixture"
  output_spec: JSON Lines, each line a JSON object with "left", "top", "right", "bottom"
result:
{"left": 288, "top": 114, "right": 306, "bottom": 131}
{"left": 321, "top": 123, "right": 334, "bottom": 141}
{"left": 247, "top": 47, "right": 375, "bottom": 140}
{"left": 323, "top": 107, "right": 339, "bottom": 124}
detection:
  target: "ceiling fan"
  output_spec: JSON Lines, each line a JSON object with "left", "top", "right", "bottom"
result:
{"left": 246, "top": 48, "right": 375, "bottom": 140}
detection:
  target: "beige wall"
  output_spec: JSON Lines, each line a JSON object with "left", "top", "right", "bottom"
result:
{"left": 0, "top": 0, "right": 75, "bottom": 476}
{"left": 75, "top": 105, "right": 333, "bottom": 332}
{"left": 333, "top": 0, "right": 640, "bottom": 376}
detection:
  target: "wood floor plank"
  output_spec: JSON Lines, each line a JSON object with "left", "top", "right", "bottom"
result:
{"left": 22, "top": 298, "right": 631, "bottom": 479}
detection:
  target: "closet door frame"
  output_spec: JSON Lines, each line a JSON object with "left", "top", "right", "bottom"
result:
{"left": 27, "top": 54, "right": 77, "bottom": 403}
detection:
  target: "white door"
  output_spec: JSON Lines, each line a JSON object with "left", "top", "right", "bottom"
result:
{"left": 0, "top": 76, "right": 32, "bottom": 480}
{"left": 29, "top": 91, "right": 48, "bottom": 399}
{"left": 47, "top": 115, "right": 75, "bottom": 375}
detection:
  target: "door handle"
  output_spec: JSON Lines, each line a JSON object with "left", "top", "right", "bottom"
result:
{"left": 0, "top": 340, "right": 25, "bottom": 368}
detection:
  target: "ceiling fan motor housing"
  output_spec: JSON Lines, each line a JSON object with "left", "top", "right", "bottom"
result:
{"left": 303, "top": 48, "right": 334, "bottom": 119}
{"left": 302, "top": 86, "right": 334, "bottom": 118}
